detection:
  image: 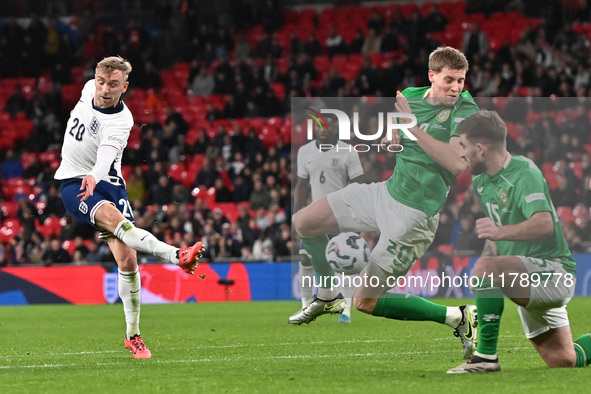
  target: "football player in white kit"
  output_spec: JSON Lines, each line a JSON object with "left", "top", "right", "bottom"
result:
{"left": 293, "top": 118, "right": 364, "bottom": 323}
{"left": 55, "top": 56, "right": 204, "bottom": 359}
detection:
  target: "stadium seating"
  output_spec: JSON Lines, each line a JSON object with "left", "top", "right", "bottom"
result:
{"left": 0, "top": 0, "right": 590, "bottom": 261}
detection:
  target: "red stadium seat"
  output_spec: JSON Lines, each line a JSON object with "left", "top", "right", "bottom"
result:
{"left": 121, "top": 165, "right": 132, "bottom": 181}
{"left": 61, "top": 83, "right": 83, "bottom": 110}
{"left": 0, "top": 201, "right": 19, "bottom": 219}
{"left": 570, "top": 161, "right": 583, "bottom": 179}
{"left": 179, "top": 170, "right": 196, "bottom": 189}
{"left": 542, "top": 162, "right": 559, "bottom": 190}
{"left": 270, "top": 83, "right": 285, "bottom": 101}
{"left": 62, "top": 240, "right": 76, "bottom": 257}
{"left": 39, "top": 150, "right": 59, "bottom": 163}
{"left": 0, "top": 218, "right": 22, "bottom": 242}
{"left": 34, "top": 201, "right": 47, "bottom": 216}
{"left": 557, "top": 206, "right": 575, "bottom": 224}
{"left": 38, "top": 215, "right": 64, "bottom": 238}
{"left": 212, "top": 202, "right": 239, "bottom": 223}
{"left": 168, "top": 163, "right": 186, "bottom": 183}
{"left": 21, "top": 152, "right": 38, "bottom": 169}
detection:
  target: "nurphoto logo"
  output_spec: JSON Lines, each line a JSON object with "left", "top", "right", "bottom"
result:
{"left": 304, "top": 106, "right": 417, "bottom": 153}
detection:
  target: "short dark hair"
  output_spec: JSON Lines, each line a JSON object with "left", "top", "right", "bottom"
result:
{"left": 457, "top": 110, "right": 507, "bottom": 151}
{"left": 429, "top": 46, "right": 469, "bottom": 72}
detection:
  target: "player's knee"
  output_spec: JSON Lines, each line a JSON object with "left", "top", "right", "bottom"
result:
{"left": 544, "top": 352, "right": 576, "bottom": 368}
{"left": 292, "top": 210, "right": 310, "bottom": 238}
{"left": 354, "top": 297, "right": 375, "bottom": 315}
{"left": 472, "top": 257, "right": 496, "bottom": 277}
{"left": 95, "top": 203, "right": 126, "bottom": 232}
{"left": 117, "top": 250, "right": 138, "bottom": 272}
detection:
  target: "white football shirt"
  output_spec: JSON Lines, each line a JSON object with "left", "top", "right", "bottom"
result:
{"left": 297, "top": 140, "right": 364, "bottom": 202}
{"left": 55, "top": 80, "right": 133, "bottom": 186}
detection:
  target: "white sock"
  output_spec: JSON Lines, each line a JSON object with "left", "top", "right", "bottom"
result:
{"left": 299, "top": 262, "right": 315, "bottom": 308}
{"left": 444, "top": 306, "right": 463, "bottom": 328}
{"left": 317, "top": 286, "right": 340, "bottom": 301}
{"left": 119, "top": 269, "right": 141, "bottom": 339}
{"left": 340, "top": 279, "right": 354, "bottom": 317}
{"left": 114, "top": 220, "right": 178, "bottom": 264}
{"left": 474, "top": 351, "right": 498, "bottom": 360}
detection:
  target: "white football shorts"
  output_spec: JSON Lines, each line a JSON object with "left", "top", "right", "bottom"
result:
{"left": 326, "top": 181, "right": 438, "bottom": 277}
{"left": 516, "top": 256, "right": 575, "bottom": 339}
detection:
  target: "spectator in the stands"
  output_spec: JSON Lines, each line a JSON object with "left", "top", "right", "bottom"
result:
{"left": 349, "top": 29, "right": 365, "bottom": 54}
{"left": 551, "top": 174, "right": 579, "bottom": 208}
{"left": 213, "top": 177, "right": 234, "bottom": 203}
{"left": 210, "top": 207, "right": 230, "bottom": 235}
{"left": 462, "top": 23, "right": 489, "bottom": 64}
{"left": 325, "top": 27, "right": 346, "bottom": 58}
{"left": 303, "top": 33, "right": 322, "bottom": 58}
{"left": 150, "top": 174, "right": 175, "bottom": 205}
{"left": 380, "top": 25, "right": 400, "bottom": 53}
{"left": 424, "top": 5, "right": 448, "bottom": 33}
{"left": 194, "top": 156, "right": 219, "bottom": 188}
{"left": 42, "top": 237, "right": 71, "bottom": 266}
{"left": 205, "top": 103, "right": 223, "bottom": 122}
{"left": 5, "top": 85, "right": 28, "bottom": 118}
{"left": 234, "top": 30, "right": 251, "bottom": 61}
{"left": 453, "top": 211, "right": 485, "bottom": 253}
{"left": 73, "top": 236, "right": 89, "bottom": 259}
{"left": 16, "top": 197, "right": 38, "bottom": 243}
{"left": 249, "top": 175, "right": 271, "bottom": 210}
{"left": 137, "top": 60, "right": 162, "bottom": 91}
{"left": 84, "top": 240, "right": 104, "bottom": 264}
{"left": 1, "top": 150, "right": 23, "bottom": 180}
{"left": 0, "top": 19, "right": 22, "bottom": 76}
{"left": 361, "top": 28, "right": 381, "bottom": 55}
{"left": 367, "top": 9, "right": 385, "bottom": 35}
{"left": 188, "top": 129, "right": 208, "bottom": 156}
{"left": 190, "top": 65, "right": 215, "bottom": 97}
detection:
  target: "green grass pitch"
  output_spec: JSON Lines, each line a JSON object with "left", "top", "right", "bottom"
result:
{"left": 1, "top": 298, "right": 589, "bottom": 393}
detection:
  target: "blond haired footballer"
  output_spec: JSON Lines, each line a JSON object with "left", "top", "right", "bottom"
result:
{"left": 56, "top": 56, "right": 204, "bottom": 359}
{"left": 289, "top": 47, "right": 480, "bottom": 360}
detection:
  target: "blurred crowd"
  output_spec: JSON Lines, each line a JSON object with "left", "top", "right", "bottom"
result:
{"left": 1, "top": 0, "right": 591, "bottom": 267}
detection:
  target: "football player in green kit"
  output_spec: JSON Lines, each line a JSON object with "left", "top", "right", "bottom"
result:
{"left": 289, "top": 47, "right": 480, "bottom": 360}
{"left": 448, "top": 110, "right": 591, "bottom": 373}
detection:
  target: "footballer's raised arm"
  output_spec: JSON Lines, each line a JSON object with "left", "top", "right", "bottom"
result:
{"left": 395, "top": 91, "right": 467, "bottom": 176}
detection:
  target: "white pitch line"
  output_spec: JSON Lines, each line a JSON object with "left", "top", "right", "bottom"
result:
{"left": 0, "top": 335, "right": 526, "bottom": 360}
{"left": 0, "top": 347, "right": 535, "bottom": 370}
{"left": 0, "top": 338, "right": 407, "bottom": 359}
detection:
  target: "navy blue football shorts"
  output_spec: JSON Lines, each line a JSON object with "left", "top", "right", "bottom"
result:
{"left": 60, "top": 178, "right": 135, "bottom": 237}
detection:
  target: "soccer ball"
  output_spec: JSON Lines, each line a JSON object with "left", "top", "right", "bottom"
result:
{"left": 325, "top": 232, "right": 370, "bottom": 275}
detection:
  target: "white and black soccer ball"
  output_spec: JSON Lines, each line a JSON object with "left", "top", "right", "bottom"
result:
{"left": 325, "top": 232, "right": 370, "bottom": 275}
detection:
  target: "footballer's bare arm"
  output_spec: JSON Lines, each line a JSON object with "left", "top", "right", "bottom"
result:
{"left": 480, "top": 239, "right": 498, "bottom": 258}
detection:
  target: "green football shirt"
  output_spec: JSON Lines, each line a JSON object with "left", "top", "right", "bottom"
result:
{"left": 472, "top": 154, "right": 576, "bottom": 275}
{"left": 386, "top": 87, "right": 479, "bottom": 216}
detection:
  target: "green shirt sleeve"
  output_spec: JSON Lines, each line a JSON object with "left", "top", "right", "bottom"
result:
{"left": 450, "top": 94, "right": 479, "bottom": 137}
{"left": 515, "top": 167, "right": 553, "bottom": 219}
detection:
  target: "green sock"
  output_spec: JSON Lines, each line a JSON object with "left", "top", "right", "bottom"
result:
{"left": 574, "top": 334, "right": 591, "bottom": 367}
{"left": 372, "top": 292, "right": 446, "bottom": 323}
{"left": 301, "top": 235, "right": 334, "bottom": 288}
{"left": 474, "top": 279, "right": 504, "bottom": 356}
